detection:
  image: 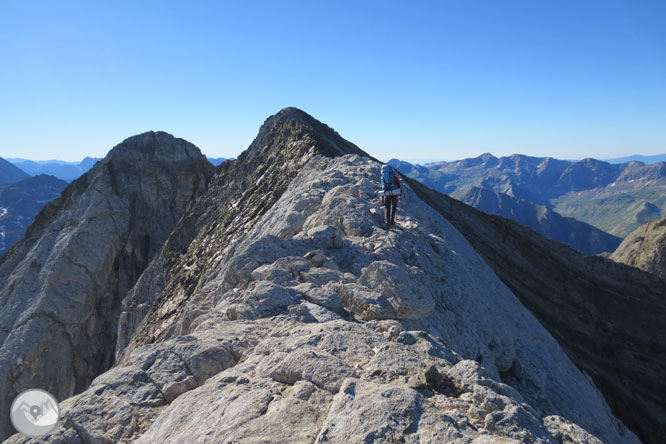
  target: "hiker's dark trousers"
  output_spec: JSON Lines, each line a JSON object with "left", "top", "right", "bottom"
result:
{"left": 384, "top": 195, "right": 398, "bottom": 225}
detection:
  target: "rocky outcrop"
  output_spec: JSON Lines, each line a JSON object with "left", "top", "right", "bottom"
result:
{"left": 0, "top": 174, "right": 68, "bottom": 256}
{"left": 410, "top": 177, "right": 666, "bottom": 444}
{"left": 461, "top": 186, "right": 622, "bottom": 255}
{"left": 5, "top": 109, "right": 640, "bottom": 444}
{"left": 610, "top": 216, "right": 666, "bottom": 280}
{"left": 0, "top": 132, "right": 214, "bottom": 439}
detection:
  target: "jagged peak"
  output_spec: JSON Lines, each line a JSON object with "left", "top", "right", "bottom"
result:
{"left": 246, "top": 107, "right": 372, "bottom": 161}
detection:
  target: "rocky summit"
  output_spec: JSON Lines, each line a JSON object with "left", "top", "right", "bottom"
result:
{"left": 0, "top": 109, "right": 657, "bottom": 444}
{"left": 0, "top": 132, "right": 214, "bottom": 440}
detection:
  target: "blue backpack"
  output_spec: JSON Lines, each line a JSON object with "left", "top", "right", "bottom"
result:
{"left": 381, "top": 165, "right": 396, "bottom": 190}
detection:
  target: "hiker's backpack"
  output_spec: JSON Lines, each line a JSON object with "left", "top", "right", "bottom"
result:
{"left": 381, "top": 165, "right": 396, "bottom": 190}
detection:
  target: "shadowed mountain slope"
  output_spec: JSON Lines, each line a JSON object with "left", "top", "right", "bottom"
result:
{"left": 461, "top": 186, "right": 622, "bottom": 255}
{"left": 407, "top": 176, "right": 666, "bottom": 444}
{"left": 0, "top": 158, "right": 29, "bottom": 184}
{"left": 0, "top": 132, "right": 214, "bottom": 439}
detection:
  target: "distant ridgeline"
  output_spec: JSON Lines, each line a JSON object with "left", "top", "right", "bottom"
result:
{"left": 207, "top": 157, "right": 233, "bottom": 166}
{"left": 604, "top": 153, "right": 666, "bottom": 164}
{"left": 389, "top": 154, "right": 666, "bottom": 251}
{"left": 7, "top": 157, "right": 101, "bottom": 182}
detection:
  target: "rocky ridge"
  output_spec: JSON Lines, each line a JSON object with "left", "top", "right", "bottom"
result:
{"left": 0, "top": 132, "right": 214, "bottom": 439}
{"left": 5, "top": 109, "right": 641, "bottom": 443}
{"left": 610, "top": 215, "right": 666, "bottom": 280}
{"left": 118, "top": 108, "right": 370, "bottom": 358}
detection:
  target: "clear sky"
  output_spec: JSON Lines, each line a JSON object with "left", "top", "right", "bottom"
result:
{"left": 1, "top": 0, "right": 664, "bottom": 163}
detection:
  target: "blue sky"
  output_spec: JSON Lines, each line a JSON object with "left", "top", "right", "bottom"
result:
{"left": 1, "top": 1, "right": 664, "bottom": 162}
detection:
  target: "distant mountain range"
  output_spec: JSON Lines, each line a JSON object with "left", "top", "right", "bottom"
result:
{"left": 389, "top": 153, "right": 666, "bottom": 247}
{"left": 207, "top": 157, "right": 232, "bottom": 166}
{"left": 460, "top": 186, "right": 622, "bottom": 255}
{"left": 7, "top": 157, "right": 101, "bottom": 182}
{"left": 0, "top": 157, "right": 92, "bottom": 255}
{"left": 604, "top": 154, "right": 666, "bottom": 164}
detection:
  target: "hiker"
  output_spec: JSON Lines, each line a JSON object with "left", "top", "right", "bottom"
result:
{"left": 380, "top": 165, "right": 401, "bottom": 227}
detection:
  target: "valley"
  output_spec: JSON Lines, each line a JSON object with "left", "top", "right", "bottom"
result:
{"left": 390, "top": 154, "right": 666, "bottom": 251}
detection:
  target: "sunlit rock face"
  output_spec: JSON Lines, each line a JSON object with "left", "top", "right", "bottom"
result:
{"left": 611, "top": 215, "right": 666, "bottom": 280}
